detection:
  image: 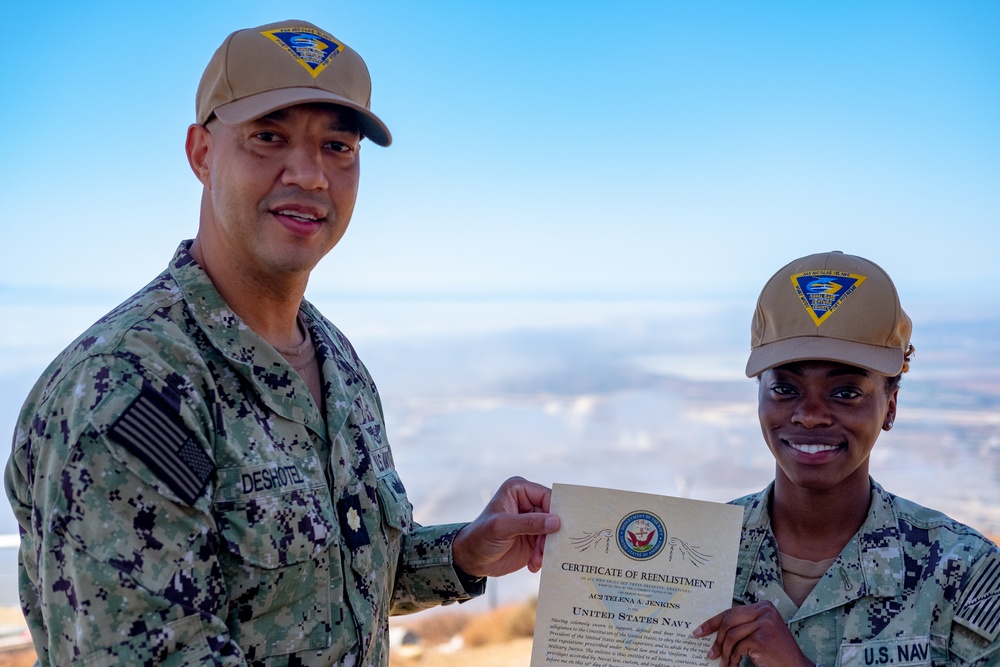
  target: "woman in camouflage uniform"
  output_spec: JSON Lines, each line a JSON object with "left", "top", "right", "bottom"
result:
{"left": 694, "top": 251, "right": 1000, "bottom": 667}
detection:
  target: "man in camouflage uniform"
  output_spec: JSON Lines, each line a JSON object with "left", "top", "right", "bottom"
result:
{"left": 694, "top": 252, "right": 1000, "bottom": 666}
{"left": 5, "top": 20, "right": 559, "bottom": 666}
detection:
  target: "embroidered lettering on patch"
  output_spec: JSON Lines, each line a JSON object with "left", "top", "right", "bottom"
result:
{"left": 110, "top": 390, "right": 215, "bottom": 505}
{"left": 371, "top": 446, "right": 395, "bottom": 477}
{"left": 838, "top": 636, "right": 931, "bottom": 666}
{"left": 240, "top": 464, "right": 306, "bottom": 495}
{"left": 790, "top": 270, "right": 867, "bottom": 326}
{"left": 261, "top": 26, "right": 343, "bottom": 77}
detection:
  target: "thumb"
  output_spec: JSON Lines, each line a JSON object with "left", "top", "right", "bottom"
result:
{"left": 506, "top": 512, "right": 560, "bottom": 538}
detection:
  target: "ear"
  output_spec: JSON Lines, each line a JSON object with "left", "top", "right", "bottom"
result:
{"left": 882, "top": 386, "right": 899, "bottom": 431}
{"left": 185, "top": 124, "right": 212, "bottom": 188}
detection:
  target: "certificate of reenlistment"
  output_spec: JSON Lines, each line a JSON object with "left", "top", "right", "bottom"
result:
{"left": 530, "top": 483, "right": 743, "bottom": 667}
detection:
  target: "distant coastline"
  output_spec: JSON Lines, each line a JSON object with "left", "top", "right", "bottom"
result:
{"left": 2, "top": 295, "right": 997, "bottom": 610}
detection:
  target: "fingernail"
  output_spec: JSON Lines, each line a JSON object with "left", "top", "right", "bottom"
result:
{"left": 544, "top": 516, "right": 559, "bottom": 531}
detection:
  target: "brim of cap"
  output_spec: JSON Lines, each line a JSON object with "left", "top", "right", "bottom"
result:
{"left": 745, "top": 336, "right": 904, "bottom": 378}
{"left": 212, "top": 87, "right": 392, "bottom": 146}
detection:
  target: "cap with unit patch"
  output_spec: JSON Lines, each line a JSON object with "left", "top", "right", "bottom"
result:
{"left": 196, "top": 19, "right": 391, "bottom": 146}
{"left": 745, "top": 251, "right": 912, "bottom": 377}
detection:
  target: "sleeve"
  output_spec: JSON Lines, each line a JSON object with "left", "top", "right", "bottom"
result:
{"left": 390, "top": 522, "right": 485, "bottom": 615}
{"left": 5, "top": 425, "right": 47, "bottom": 663}
{"left": 951, "top": 546, "right": 1000, "bottom": 665}
{"left": 7, "top": 354, "right": 245, "bottom": 666}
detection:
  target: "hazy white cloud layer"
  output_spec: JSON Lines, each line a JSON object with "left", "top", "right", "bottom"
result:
{"left": 1, "top": 1, "right": 998, "bottom": 610}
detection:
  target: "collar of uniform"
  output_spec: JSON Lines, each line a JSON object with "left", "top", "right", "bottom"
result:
{"left": 854, "top": 480, "right": 907, "bottom": 598}
{"left": 167, "top": 240, "right": 326, "bottom": 433}
{"left": 791, "top": 480, "right": 906, "bottom": 620}
{"left": 733, "top": 483, "right": 781, "bottom": 606}
{"left": 732, "top": 479, "right": 906, "bottom": 609}
{"left": 298, "top": 299, "right": 372, "bottom": 440}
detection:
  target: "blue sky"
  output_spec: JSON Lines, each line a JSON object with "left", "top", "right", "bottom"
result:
{"left": 1, "top": 0, "right": 999, "bottom": 555}
{"left": 2, "top": 1, "right": 998, "bottom": 305}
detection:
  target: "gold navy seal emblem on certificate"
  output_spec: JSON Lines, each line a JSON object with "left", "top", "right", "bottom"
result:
{"left": 571, "top": 510, "right": 712, "bottom": 566}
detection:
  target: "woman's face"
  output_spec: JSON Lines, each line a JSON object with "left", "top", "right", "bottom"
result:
{"left": 757, "top": 360, "right": 897, "bottom": 493}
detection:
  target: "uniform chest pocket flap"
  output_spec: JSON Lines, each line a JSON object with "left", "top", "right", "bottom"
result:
{"left": 213, "top": 466, "right": 339, "bottom": 656}
{"left": 214, "top": 465, "right": 336, "bottom": 568}
{"left": 375, "top": 469, "right": 411, "bottom": 534}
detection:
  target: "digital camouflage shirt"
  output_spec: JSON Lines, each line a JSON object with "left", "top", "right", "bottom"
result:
{"left": 5, "top": 241, "right": 482, "bottom": 666}
{"left": 731, "top": 481, "right": 1000, "bottom": 666}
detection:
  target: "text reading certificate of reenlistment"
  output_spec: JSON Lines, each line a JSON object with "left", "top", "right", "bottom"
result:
{"left": 530, "top": 483, "right": 742, "bottom": 667}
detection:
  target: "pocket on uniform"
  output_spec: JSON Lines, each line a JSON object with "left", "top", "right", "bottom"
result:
{"left": 375, "top": 469, "right": 411, "bottom": 534}
{"left": 79, "top": 613, "right": 212, "bottom": 666}
{"left": 215, "top": 474, "right": 337, "bottom": 657}
{"left": 338, "top": 471, "right": 411, "bottom": 579}
{"left": 338, "top": 473, "right": 414, "bottom": 632}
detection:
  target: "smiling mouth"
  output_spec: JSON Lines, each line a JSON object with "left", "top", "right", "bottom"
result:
{"left": 786, "top": 442, "right": 841, "bottom": 455}
{"left": 276, "top": 209, "right": 323, "bottom": 223}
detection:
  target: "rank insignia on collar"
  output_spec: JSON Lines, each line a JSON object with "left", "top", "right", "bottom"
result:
{"left": 261, "top": 27, "right": 344, "bottom": 77}
{"left": 790, "top": 270, "right": 867, "bottom": 327}
{"left": 338, "top": 494, "right": 371, "bottom": 550}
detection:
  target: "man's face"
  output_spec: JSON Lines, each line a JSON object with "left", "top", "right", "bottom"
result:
{"left": 191, "top": 103, "right": 362, "bottom": 281}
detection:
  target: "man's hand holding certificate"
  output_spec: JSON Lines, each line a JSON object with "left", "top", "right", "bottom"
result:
{"left": 531, "top": 484, "right": 742, "bottom": 667}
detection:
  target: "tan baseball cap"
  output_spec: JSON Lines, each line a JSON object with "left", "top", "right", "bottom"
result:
{"left": 196, "top": 20, "right": 391, "bottom": 146}
{"left": 745, "top": 251, "right": 912, "bottom": 377}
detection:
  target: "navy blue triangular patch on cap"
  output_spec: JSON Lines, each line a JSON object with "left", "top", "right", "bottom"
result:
{"left": 790, "top": 271, "right": 867, "bottom": 326}
{"left": 109, "top": 389, "right": 215, "bottom": 505}
{"left": 261, "top": 27, "right": 343, "bottom": 77}
{"left": 338, "top": 493, "right": 371, "bottom": 550}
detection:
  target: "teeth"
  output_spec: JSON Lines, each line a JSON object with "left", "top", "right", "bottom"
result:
{"left": 278, "top": 210, "right": 318, "bottom": 221}
{"left": 789, "top": 443, "right": 839, "bottom": 455}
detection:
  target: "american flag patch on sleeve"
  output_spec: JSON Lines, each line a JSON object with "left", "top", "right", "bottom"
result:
{"left": 109, "top": 389, "right": 216, "bottom": 505}
{"left": 956, "top": 550, "right": 1000, "bottom": 641}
